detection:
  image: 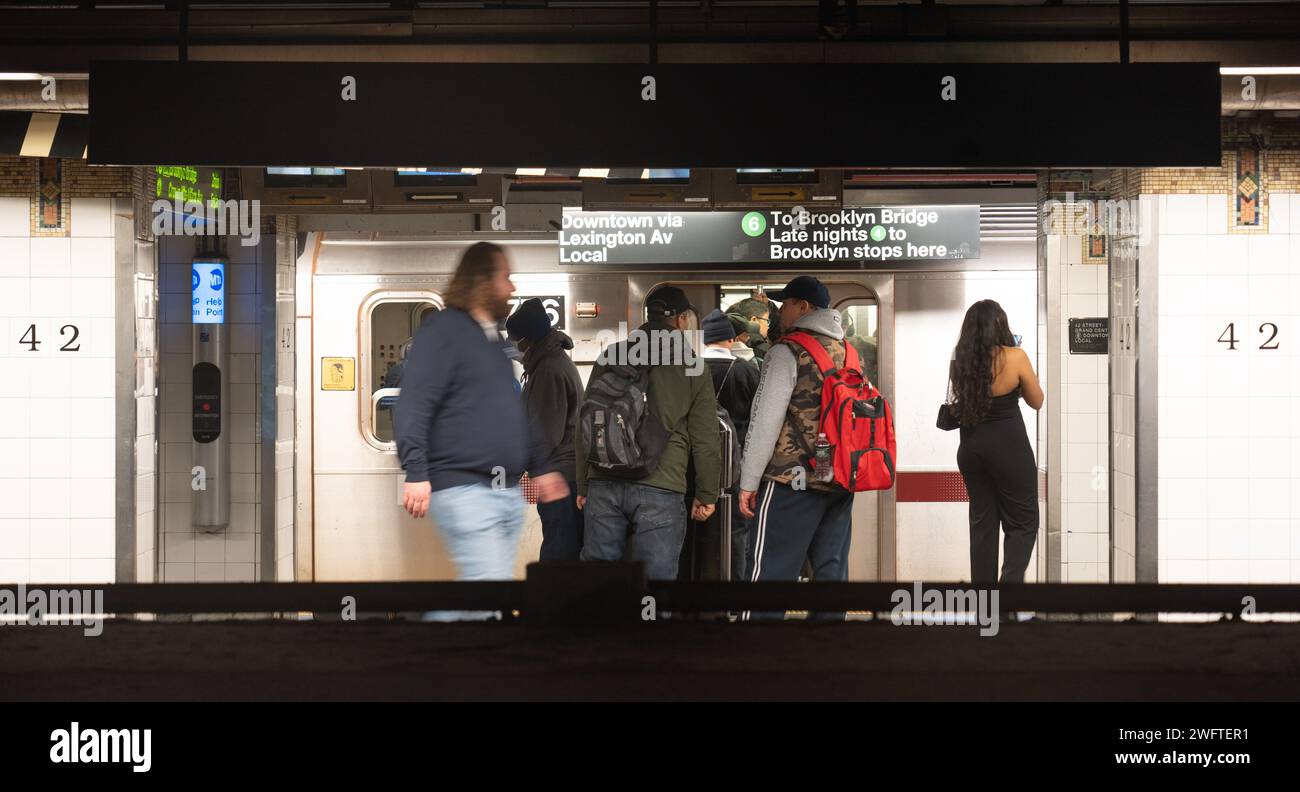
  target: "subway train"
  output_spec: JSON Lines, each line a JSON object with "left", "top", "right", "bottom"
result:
{"left": 298, "top": 203, "right": 1042, "bottom": 585}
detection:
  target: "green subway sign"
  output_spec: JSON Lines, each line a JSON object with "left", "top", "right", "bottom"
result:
{"left": 154, "top": 166, "right": 223, "bottom": 209}
{"left": 559, "top": 206, "right": 980, "bottom": 265}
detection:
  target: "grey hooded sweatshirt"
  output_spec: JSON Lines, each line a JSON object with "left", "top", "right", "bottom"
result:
{"left": 738, "top": 308, "right": 845, "bottom": 492}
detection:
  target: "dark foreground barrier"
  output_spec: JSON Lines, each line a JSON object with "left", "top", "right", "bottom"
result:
{"left": 5, "top": 562, "right": 1300, "bottom": 623}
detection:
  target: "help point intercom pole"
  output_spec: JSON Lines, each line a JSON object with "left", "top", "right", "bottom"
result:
{"left": 192, "top": 255, "right": 229, "bottom": 531}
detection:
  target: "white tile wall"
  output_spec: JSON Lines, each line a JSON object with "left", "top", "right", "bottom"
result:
{"left": 0, "top": 197, "right": 29, "bottom": 236}
{"left": 0, "top": 237, "right": 30, "bottom": 277}
{"left": 1156, "top": 191, "right": 1300, "bottom": 582}
{"left": 72, "top": 198, "right": 114, "bottom": 238}
{"left": 0, "top": 198, "right": 116, "bottom": 583}
{"left": 1052, "top": 232, "right": 1110, "bottom": 581}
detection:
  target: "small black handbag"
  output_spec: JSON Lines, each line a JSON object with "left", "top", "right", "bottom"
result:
{"left": 936, "top": 401, "right": 960, "bottom": 431}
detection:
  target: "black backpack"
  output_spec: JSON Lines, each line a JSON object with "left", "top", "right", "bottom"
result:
{"left": 714, "top": 361, "right": 743, "bottom": 491}
{"left": 579, "top": 363, "right": 671, "bottom": 479}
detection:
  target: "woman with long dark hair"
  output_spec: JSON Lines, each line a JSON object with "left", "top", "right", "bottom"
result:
{"left": 947, "top": 300, "right": 1044, "bottom": 584}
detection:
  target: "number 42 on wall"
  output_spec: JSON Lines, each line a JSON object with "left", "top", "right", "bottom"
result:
{"left": 17, "top": 322, "right": 82, "bottom": 353}
{"left": 1218, "top": 322, "right": 1279, "bottom": 351}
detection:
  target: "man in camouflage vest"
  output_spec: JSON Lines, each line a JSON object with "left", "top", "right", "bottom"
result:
{"left": 738, "top": 276, "right": 854, "bottom": 620}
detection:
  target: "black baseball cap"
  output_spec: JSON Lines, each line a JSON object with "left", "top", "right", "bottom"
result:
{"left": 766, "top": 275, "right": 830, "bottom": 309}
{"left": 645, "top": 285, "right": 695, "bottom": 318}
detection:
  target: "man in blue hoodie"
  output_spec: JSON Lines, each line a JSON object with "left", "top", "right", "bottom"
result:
{"left": 394, "top": 243, "right": 568, "bottom": 612}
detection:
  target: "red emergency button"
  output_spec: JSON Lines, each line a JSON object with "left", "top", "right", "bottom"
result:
{"left": 202, "top": 403, "right": 211, "bottom": 411}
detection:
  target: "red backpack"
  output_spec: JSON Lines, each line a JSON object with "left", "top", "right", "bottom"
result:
{"left": 782, "top": 332, "right": 897, "bottom": 492}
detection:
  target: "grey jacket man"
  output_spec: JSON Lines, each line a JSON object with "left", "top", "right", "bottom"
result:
{"left": 738, "top": 308, "right": 846, "bottom": 492}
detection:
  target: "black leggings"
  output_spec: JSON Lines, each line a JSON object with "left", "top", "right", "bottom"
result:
{"left": 956, "top": 398, "right": 1039, "bottom": 584}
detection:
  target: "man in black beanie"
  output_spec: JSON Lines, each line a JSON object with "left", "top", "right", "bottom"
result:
{"left": 506, "top": 298, "right": 586, "bottom": 561}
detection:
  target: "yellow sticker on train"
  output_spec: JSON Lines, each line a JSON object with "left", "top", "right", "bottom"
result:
{"left": 321, "top": 357, "right": 355, "bottom": 391}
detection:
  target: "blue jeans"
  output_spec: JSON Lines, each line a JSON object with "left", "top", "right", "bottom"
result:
{"left": 424, "top": 483, "right": 524, "bottom": 621}
{"left": 581, "top": 479, "right": 687, "bottom": 580}
{"left": 536, "top": 481, "right": 584, "bottom": 562}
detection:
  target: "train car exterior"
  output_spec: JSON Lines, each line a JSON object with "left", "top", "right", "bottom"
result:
{"left": 299, "top": 195, "right": 1040, "bottom": 583}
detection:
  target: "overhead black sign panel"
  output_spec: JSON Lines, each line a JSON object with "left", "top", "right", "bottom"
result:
{"left": 88, "top": 62, "right": 1221, "bottom": 168}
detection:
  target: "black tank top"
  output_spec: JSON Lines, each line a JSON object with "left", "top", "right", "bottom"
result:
{"left": 981, "top": 387, "right": 1023, "bottom": 422}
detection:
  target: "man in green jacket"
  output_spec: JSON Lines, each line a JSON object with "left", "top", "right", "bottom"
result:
{"left": 576, "top": 286, "right": 722, "bottom": 580}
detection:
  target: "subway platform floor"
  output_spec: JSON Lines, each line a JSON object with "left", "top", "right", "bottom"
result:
{"left": 1, "top": 618, "right": 1297, "bottom": 701}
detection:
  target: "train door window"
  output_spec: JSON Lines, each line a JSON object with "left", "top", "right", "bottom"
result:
{"left": 721, "top": 285, "right": 762, "bottom": 311}
{"left": 838, "top": 301, "right": 880, "bottom": 386}
{"left": 363, "top": 295, "right": 441, "bottom": 448}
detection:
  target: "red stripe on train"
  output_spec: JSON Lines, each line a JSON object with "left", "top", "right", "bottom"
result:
{"left": 895, "top": 470, "right": 1049, "bottom": 503}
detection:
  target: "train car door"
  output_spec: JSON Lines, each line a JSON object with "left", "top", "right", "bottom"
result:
{"left": 309, "top": 269, "right": 576, "bottom": 582}
{"left": 310, "top": 280, "right": 460, "bottom": 581}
